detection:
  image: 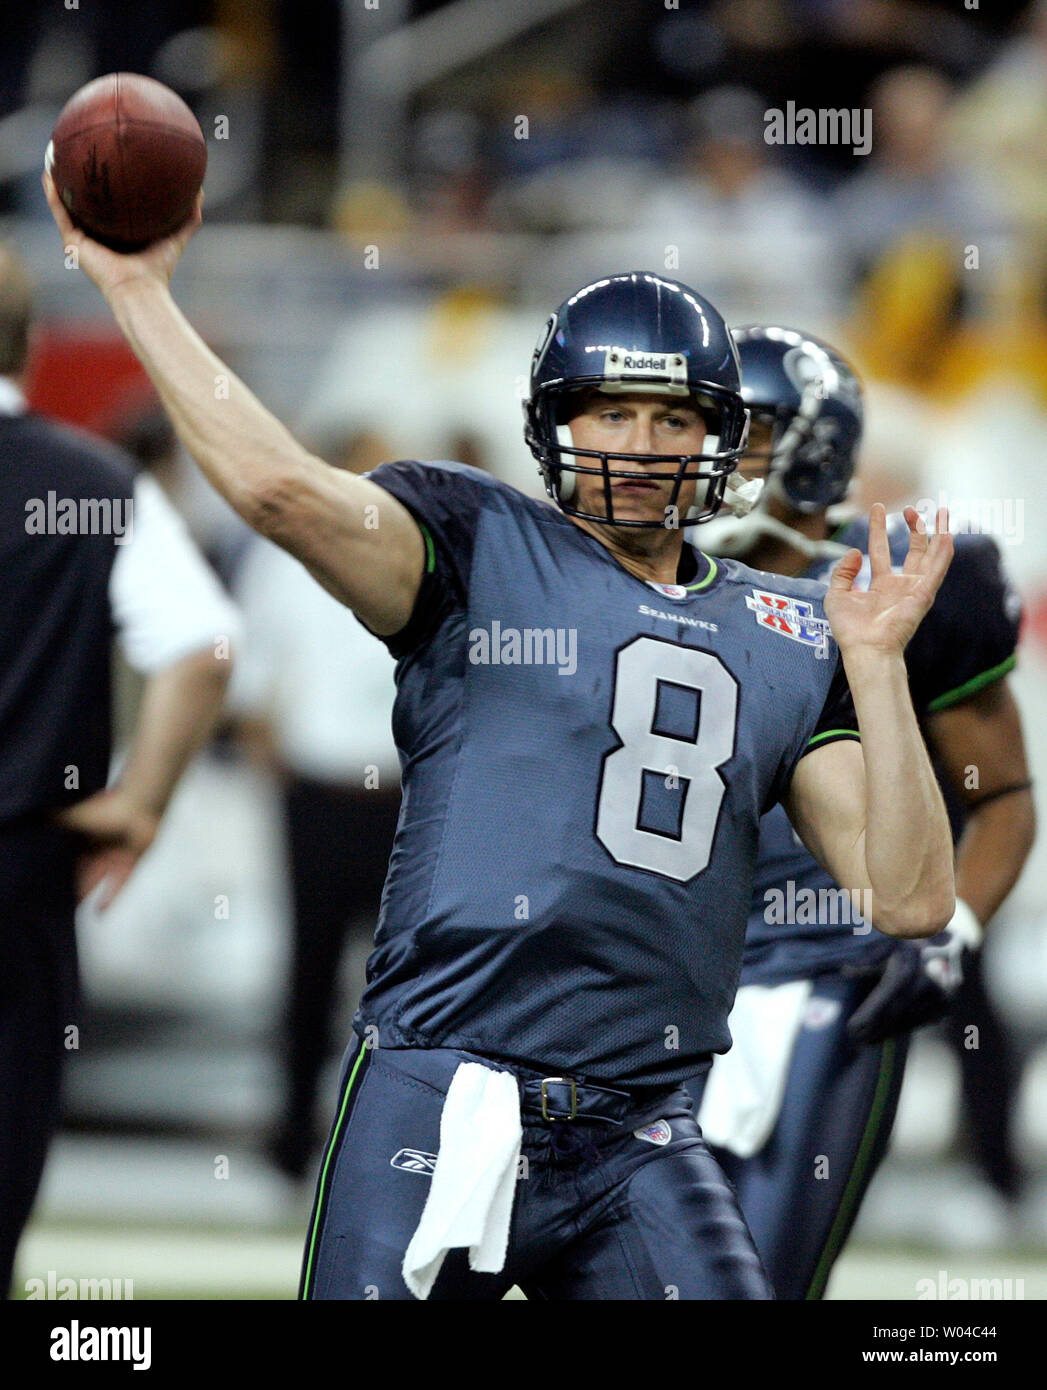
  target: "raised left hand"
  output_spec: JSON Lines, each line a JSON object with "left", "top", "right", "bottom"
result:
{"left": 824, "top": 503, "right": 953, "bottom": 656}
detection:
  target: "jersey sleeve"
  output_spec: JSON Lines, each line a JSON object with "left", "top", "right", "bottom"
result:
{"left": 766, "top": 652, "right": 861, "bottom": 811}
{"left": 364, "top": 459, "right": 489, "bottom": 658}
{"left": 906, "top": 534, "right": 1022, "bottom": 715}
{"left": 804, "top": 656, "right": 862, "bottom": 752}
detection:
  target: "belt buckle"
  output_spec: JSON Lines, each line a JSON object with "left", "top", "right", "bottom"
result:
{"left": 540, "top": 1076, "right": 577, "bottom": 1121}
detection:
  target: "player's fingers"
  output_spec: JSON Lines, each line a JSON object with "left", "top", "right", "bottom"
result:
{"left": 867, "top": 503, "right": 891, "bottom": 579}
{"left": 909, "top": 505, "right": 952, "bottom": 585}
{"left": 924, "top": 518, "right": 955, "bottom": 590}
{"left": 41, "top": 170, "right": 78, "bottom": 242}
{"left": 828, "top": 548, "right": 863, "bottom": 590}
{"left": 159, "top": 195, "right": 202, "bottom": 261}
{"left": 178, "top": 193, "right": 203, "bottom": 238}
{"left": 900, "top": 505, "right": 929, "bottom": 573}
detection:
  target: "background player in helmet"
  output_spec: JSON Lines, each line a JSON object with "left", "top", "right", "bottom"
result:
{"left": 689, "top": 324, "right": 1035, "bottom": 1300}
{"left": 45, "top": 167, "right": 956, "bottom": 1299}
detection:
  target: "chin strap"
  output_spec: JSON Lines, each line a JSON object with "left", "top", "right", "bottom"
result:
{"left": 704, "top": 506, "right": 853, "bottom": 561}
{"left": 721, "top": 471, "right": 765, "bottom": 516}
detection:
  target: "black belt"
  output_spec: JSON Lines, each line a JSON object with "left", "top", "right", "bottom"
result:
{"left": 518, "top": 1075, "right": 633, "bottom": 1126}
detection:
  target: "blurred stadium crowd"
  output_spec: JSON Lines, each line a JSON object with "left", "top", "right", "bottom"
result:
{"left": 3, "top": 0, "right": 1047, "bottom": 1291}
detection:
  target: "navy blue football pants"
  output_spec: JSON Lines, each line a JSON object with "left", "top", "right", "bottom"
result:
{"left": 687, "top": 972, "right": 910, "bottom": 1300}
{"left": 300, "top": 1040, "right": 772, "bottom": 1300}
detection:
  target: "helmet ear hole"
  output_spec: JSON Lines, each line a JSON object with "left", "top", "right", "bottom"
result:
{"left": 555, "top": 424, "right": 577, "bottom": 500}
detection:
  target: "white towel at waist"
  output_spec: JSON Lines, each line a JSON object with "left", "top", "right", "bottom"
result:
{"left": 697, "top": 979, "right": 813, "bottom": 1158}
{"left": 402, "top": 1061, "right": 523, "bottom": 1300}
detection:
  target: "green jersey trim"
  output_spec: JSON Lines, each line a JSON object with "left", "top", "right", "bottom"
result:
{"left": 685, "top": 554, "right": 719, "bottom": 593}
{"left": 926, "top": 653, "right": 1016, "bottom": 714}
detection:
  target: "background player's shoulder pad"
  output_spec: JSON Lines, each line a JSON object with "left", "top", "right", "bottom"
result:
{"left": 932, "top": 531, "right": 1022, "bottom": 635}
{"left": 947, "top": 530, "right": 1015, "bottom": 588}
{"left": 908, "top": 531, "right": 1021, "bottom": 713}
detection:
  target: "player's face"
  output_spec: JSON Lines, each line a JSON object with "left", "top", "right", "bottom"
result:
{"left": 737, "top": 416, "right": 774, "bottom": 483}
{"left": 565, "top": 391, "right": 708, "bottom": 527}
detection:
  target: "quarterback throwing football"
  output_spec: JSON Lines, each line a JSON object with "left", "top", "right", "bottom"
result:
{"left": 46, "top": 179, "right": 955, "bottom": 1301}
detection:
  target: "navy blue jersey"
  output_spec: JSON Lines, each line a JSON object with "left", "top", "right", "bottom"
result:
{"left": 355, "top": 461, "right": 858, "bottom": 1087}
{"left": 740, "top": 513, "right": 1021, "bottom": 986}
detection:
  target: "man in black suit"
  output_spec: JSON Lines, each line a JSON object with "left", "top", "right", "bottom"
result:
{"left": 0, "top": 241, "right": 240, "bottom": 1295}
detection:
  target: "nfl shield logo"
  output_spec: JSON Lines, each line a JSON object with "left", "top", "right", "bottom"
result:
{"left": 633, "top": 1119, "right": 672, "bottom": 1146}
{"left": 649, "top": 582, "right": 689, "bottom": 601}
{"left": 803, "top": 997, "right": 842, "bottom": 1030}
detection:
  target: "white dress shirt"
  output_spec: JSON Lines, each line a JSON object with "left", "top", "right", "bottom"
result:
{"left": 230, "top": 534, "right": 399, "bottom": 785}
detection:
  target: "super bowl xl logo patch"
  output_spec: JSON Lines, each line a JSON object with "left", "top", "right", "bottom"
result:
{"left": 745, "top": 589, "right": 831, "bottom": 654}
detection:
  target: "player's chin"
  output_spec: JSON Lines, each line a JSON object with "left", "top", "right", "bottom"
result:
{"left": 596, "top": 484, "right": 675, "bottom": 529}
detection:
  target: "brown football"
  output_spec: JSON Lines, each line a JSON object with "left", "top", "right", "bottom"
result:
{"left": 47, "top": 73, "right": 207, "bottom": 251}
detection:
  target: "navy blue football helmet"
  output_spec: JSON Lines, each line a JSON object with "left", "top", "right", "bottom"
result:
{"left": 733, "top": 325, "right": 863, "bottom": 513}
{"left": 524, "top": 272, "right": 748, "bottom": 527}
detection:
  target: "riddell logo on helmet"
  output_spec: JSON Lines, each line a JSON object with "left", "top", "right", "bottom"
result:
{"left": 603, "top": 346, "right": 689, "bottom": 389}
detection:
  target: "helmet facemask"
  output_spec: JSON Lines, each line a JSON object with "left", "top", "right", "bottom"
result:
{"left": 525, "top": 380, "right": 748, "bottom": 529}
